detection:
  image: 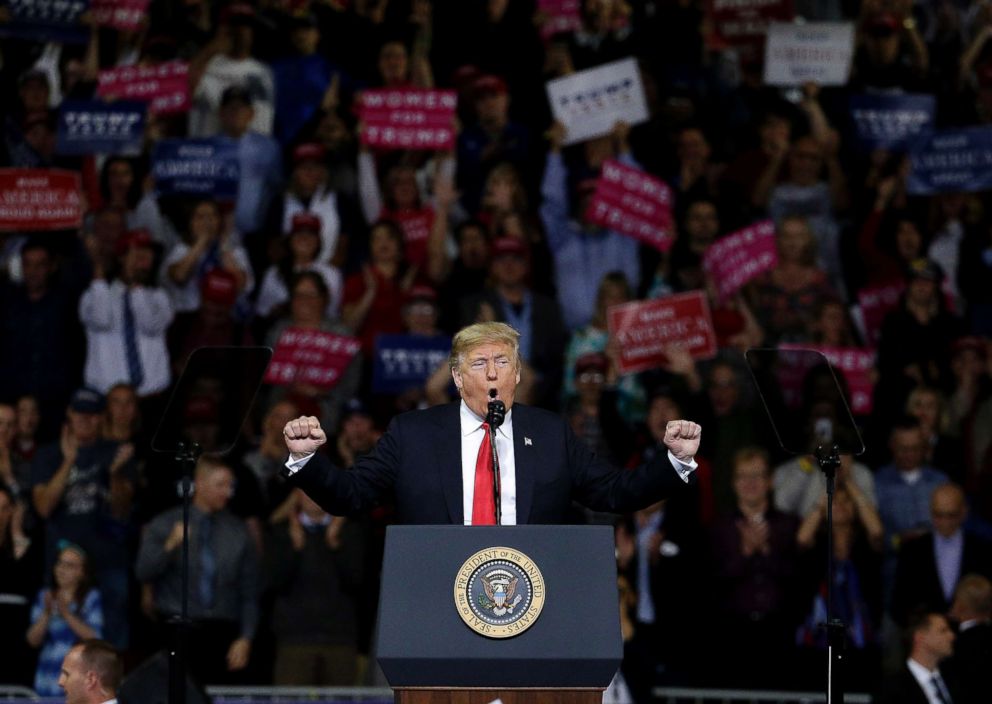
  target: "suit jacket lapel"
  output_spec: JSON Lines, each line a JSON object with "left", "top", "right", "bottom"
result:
{"left": 513, "top": 406, "right": 534, "bottom": 525}
{"left": 434, "top": 403, "right": 463, "bottom": 524}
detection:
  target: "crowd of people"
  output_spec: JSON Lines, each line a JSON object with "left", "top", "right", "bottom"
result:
{"left": 2, "top": 0, "right": 992, "bottom": 700}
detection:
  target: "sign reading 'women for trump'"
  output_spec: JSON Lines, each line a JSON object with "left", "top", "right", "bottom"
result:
{"left": 585, "top": 159, "right": 674, "bottom": 251}
{"left": 607, "top": 292, "right": 718, "bottom": 374}
{"left": 702, "top": 220, "right": 778, "bottom": 301}
{"left": 358, "top": 89, "right": 457, "bottom": 150}
{"left": 0, "top": 169, "right": 82, "bottom": 231}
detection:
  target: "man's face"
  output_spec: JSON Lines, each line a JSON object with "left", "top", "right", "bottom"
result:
{"left": 58, "top": 646, "right": 91, "bottom": 704}
{"left": 291, "top": 26, "right": 319, "bottom": 54}
{"left": 918, "top": 615, "right": 956, "bottom": 661}
{"left": 21, "top": 248, "right": 53, "bottom": 294}
{"left": 458, "top": 226, "right": 488, "bottom": 268}
{"left": 890, "top": 427, "right": 926, "bottom": 471}
{"left": 685, "top": 202, "right": 719, "bottom": 253}
{"left": 106, "top": 387, "right": 137, "bottom": 425}
{"left": 122, "top": 246, "right": 155, "bottom": 285}
{"left": 707, "top": 364, "right": 739, "bottom": 416}
{"left": 342, "top": 413, "right": 375, "bottom": 449}
{"left": 68, "top": 410, "right": 101, "bottom": 446}
{"left": 293, "top": 161, "right": 326, "bottom": 195}
{"left": 451, "top": 342, "right": 520, "bottom": 419}
{"left": 263, "top": 401, "right": 298, "bottom": 439}
{"left": 490, "top": 253, "right": 528, "bottom": 287}
{"left": 19, "top": 79, "right": 49, "bottom": 112}
{"left": 379, "top": 42, "right": 408, "bottom": 83}
{"left": 195, "top": 467, "right": 234, "bottom": 513}
{"left": 219, "top": 102, "right": 254, "bottom": 136}
{"left": 16, "top": 397, "right": 39, "bottom": 436}
{"left": 733, "top": 457, "right": 770, "bottom": 506}
{"left": 931, "top": 487, "right": 967, "bottom": 538}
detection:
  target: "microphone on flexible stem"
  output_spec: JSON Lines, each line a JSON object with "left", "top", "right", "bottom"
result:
{"left": 486, "top": 389, "right": 504, "bottom": 524}
{"left": 487, "top": 388, "right": 506, "bottom": 428}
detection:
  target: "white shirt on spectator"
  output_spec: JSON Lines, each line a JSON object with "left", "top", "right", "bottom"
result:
{"left": 159, "top": 243, "right": 254, "bottom": 313}
{"left": 79, "top": 279, "right": 174, "bottom": 396}
{"left": 281, "top": 187, "right": 341, "bottom": 265}
{"left": 188, "top": 55, "right": 275, "bottom": 137}
{"left": 255, "top": 263, "right": 343, "bottom": 319}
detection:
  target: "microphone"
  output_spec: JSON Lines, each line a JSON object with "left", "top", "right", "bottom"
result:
{"left": 487, "top": 389, "right": 506, "bottom": 429}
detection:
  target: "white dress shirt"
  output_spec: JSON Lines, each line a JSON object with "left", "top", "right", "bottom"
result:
{"left": 284, "top": 401, "right": 698, "bottom": 524}
{"left": 907, "top": 657, "right": 953, "bottom": 704}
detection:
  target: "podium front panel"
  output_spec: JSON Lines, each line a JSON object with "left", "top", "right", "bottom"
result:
{"left": 376, "top": 525, "right": 622, "bottom": 688}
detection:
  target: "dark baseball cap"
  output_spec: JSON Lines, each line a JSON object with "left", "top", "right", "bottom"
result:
{"left": 70, "top": 388, "right": 106, "bottom": 414}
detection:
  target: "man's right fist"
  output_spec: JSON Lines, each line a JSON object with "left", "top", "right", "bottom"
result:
{"left": 283, "top": 416, "right": 327, "bottom": 459}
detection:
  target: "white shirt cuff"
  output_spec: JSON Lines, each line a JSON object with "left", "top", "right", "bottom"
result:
{"left": 668, "top": 450, "right": 697, "bottom": 483}
{"left": 284, "top": 453, "right": 315, "bottom": 475}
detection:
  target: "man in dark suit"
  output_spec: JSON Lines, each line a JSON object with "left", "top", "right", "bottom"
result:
{"left": 282, "top": 322, "right": 701, "bottom": 524}
{"left": 944, "top": 574, "right": 992, "bottom": 704}
{"left": 891, "top": 483, "right": 992, "bottom": 626}
{"left": 874, "top": 611, "right": 958, "bottom": 704}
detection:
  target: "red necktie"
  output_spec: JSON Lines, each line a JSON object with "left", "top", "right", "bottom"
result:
{"left": 472, "top": 422, "right": 496, "bottom": 525}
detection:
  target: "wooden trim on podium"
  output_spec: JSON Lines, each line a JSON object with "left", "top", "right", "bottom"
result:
{"left": 394, "top": 688, "right": 605, "bottom": 704}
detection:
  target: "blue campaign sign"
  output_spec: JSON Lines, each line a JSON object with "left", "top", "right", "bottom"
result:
{"left": 0, "top": 0, "right": 89, "bottom": 43}
{"left": 56, "top": 101, "right": 146, "bottom": 155}
{"left": 907, "top": 126, "right": 992, "bottom": 195}
{"left": 152, "top": 138, "right": 240, "bottom": 200}
{"left": 849, "top": 93, "right": 936, "bottom": 151}
{"left": 372, "top": 334, "right": 451, "bottom": 395}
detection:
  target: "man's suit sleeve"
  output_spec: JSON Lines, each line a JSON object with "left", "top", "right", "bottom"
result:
{"left": 286, "top": 420, "right": 402, "bottom": 517}
{"left": 564, "top": 418, "right": 692, "bottom": 514}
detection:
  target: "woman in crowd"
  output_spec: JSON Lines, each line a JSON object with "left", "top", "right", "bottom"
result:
{"left": 749, "top": 216, "right": 836, "bottom": 344}
{"left": 161, "top": 199, "right": 254, "bottom": 317}
{"left": 0, "top": 485, "right": 40, "bottom": 688}
{"left": 26, "top": 542, "right": 103, "bottom": 696}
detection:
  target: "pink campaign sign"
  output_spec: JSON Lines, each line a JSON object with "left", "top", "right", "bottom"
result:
{"left": 779, "top": 345, "right": 877, "bottom": 415}
{"left": 856, "top": 283, "right": 903, "bottom": 347}
{"left": 92, "top": 0, "right": 150, "bottom": 31}
{"left": 359, "top": 89, "right": 457, "bottom": 150}
{"left": 702, "top": 219, "right": 778, "bottom": 301}
{"left": 585, "top": 159, "right": 674, "bottom": 252}
{"left": 97, "top": 61, "right": 190, "bottom": 115}
{"left": 537, "top": 0, "right": 582, "bottom": 39}
{"left": 607, "top": 292, "right": 718, "bottom": 374}
{"left": 265, "top": 327, "right": 361, "bottom": 391}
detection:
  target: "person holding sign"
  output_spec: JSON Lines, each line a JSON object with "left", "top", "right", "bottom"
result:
{"left": 282, "top": 321, "right": 701, "bottom": 525}
{"left": 539, "top": 120, "right": 641, "bottom": 331}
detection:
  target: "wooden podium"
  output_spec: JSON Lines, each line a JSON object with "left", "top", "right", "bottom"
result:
{"left": 376, "top": 526, "right": 622, "bottom": 704}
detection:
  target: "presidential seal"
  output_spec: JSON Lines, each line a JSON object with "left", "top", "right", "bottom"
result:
{"left": 453, "top": 546, "right": 546, "bottom": 639}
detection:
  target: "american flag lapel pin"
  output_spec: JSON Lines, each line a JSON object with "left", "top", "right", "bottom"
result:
{"left": 524, "top": 437, "right": 532, "bottom": 446}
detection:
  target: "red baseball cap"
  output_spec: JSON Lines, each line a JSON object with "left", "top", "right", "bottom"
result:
{"left": 490, "top": 237, "right": 528, "bottom": 259}
{"left": 289, "top": 212, "right": 322, "bottom": 235}
{"left": 292, "top": 142, "right": 326, "bottom": 165}
{"left": 200, "top": 268, "right": 239, "bottom": 307}
{"left": 473, "top": 74, "right": 508, "bottom": 98}
{"left": 115, "top": 229, "right": 154, "bottom": 256}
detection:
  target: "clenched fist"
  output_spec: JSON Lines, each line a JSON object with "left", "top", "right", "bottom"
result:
{"left": 663, "top": 420, "right": 701, "bottom": 464}
{"left": 283, "top": 416, "right": 327, "bottom": 460}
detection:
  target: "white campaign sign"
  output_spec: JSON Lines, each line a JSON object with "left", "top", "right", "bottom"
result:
{"left": 546, "top": 58, "right": 649, "bottom": 145}
{"left": 763, "top": 21, "right": 855, "bottom": 86}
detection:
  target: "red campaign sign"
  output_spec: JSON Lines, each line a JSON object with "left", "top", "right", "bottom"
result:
{"left": 0, "top": 169, "right": 82, "bottom": 232}
{"left": 702, "top": 219, "right": 778, "bottom": 301}
{"left": 607, "top": 291, "right": 718, "bottom": 374}
{"left": 856, "top": 283, "right": 903, "bottom": 347}
{"left": 359, "top": 89, "right": 457, "bottom": 150}
{"left": 585, "top": 159, "right": 674, "bottom": 252}
{"left": 91, "top": 0, "right": 150, "bottom": 31}
{"left": 97, "top": 61, "right": 190, "bottom": 115}
{"left": 707, "top": 0, "right": 794, "bottom": 61}
{"left": 779, "top": 345, "right": 876, "bottom": 415}
{"left": 537, "top": 0, "right": 582, "bottom": 39}
{"left": 264, "top": 327, "right": 361, "bottom": 390}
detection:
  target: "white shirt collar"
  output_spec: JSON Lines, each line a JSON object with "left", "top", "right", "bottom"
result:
{"left": 459, "top": 400, "right": 513, "bottom": 440}
{"left": 906, "top": 656, "right": 944, "bottom": 702}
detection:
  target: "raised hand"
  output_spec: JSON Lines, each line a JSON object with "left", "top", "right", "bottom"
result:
{"left": 283, "top": 416, "right": 327, "bottom": 459}
{"left": 663, "top": 420, "right": 701, "bottom": 463}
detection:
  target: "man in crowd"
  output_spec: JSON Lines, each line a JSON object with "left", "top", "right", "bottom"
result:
{"left": 874, "top": 612, "right": 959, "bottom": 704}
{"left": 136, "top": 455, "right": 259, "bottom": 686}
{"left": 58, "top": 639, "right": 123, "bottom": 704}
{"left": 945, "top": 574, "right": 992, "bottom": 704}
{"left": 79, "top": 229, "right": 174, "bottom": 398}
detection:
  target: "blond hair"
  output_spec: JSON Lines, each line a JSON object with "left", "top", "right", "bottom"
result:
{"left": 449, "top": 322, "right": 520, "bottom": 372}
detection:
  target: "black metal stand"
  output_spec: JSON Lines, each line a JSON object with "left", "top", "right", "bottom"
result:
{"left": 814, "top": 444, "right": 845, "bottom": 704}
{"left": 168, "top": 441, "right": 201, "bottom": 704}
